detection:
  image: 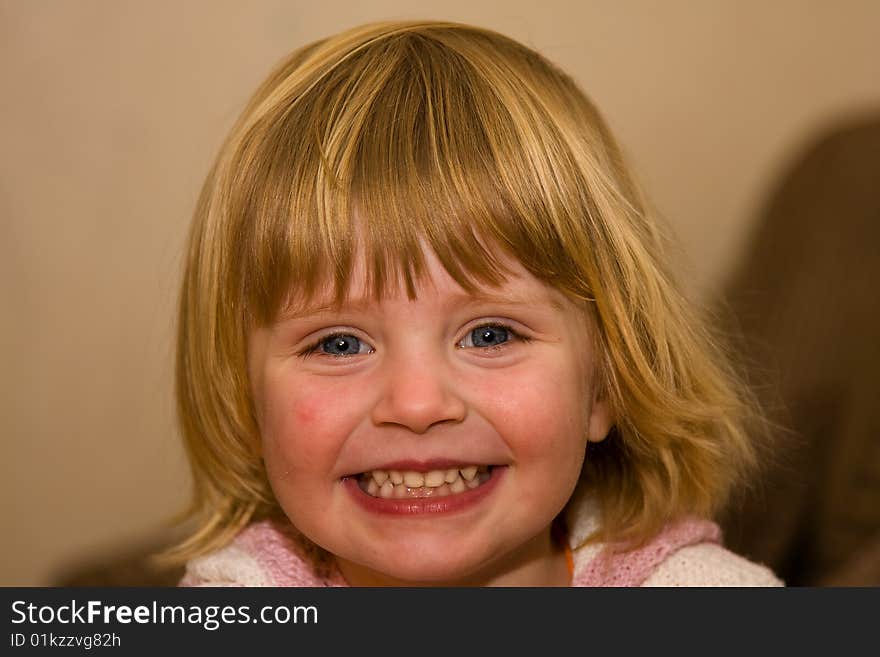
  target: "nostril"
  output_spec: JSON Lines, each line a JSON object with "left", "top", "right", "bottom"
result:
{"left": 370, "top": 373, "right": 468, "bottom": 435}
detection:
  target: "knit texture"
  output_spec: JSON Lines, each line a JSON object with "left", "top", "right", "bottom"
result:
{"left": 180, "top": 522, "right": 344, "bottom": 587}
{"left": 571, "top": 517, "right": 721, "bottom": 586}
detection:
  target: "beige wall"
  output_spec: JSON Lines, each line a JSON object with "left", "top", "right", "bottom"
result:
{"left": 2, "top": 0, "right": 878, "bottom": 585}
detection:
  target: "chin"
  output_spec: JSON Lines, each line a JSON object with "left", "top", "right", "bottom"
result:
{"left": 348, "top": 539, "right": 495, "bottom": 586}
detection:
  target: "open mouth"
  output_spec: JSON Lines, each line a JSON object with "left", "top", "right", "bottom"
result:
{"left": 356, "top": 465, "right": 493, "bottom": 499}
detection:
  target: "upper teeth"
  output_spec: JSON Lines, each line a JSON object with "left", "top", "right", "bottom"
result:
{"left": 364, "top": 465, "right": 486, "bottom": 488}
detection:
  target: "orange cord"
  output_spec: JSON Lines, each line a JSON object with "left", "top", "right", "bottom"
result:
{"left": 564, "top": 542, "right": 574, "bottom": 579}
{"left": 551, "top": 515, "right": 574, "bottom": 581}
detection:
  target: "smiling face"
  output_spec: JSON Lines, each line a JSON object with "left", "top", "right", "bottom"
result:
{"left": 247, "top": 245, "right": 612, "bottom": 586}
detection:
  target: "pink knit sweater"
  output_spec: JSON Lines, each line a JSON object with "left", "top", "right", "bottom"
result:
{"left": 180, "top": 492, "right": 783, "bottom": 586}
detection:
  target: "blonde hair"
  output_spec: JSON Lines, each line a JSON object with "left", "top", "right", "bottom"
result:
{"left": 171, "top": 20, "right": 763, "bottom": 559}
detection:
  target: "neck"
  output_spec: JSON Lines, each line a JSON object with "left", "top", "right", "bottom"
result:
{"left": 335, "top": 527, "right": 571, "bottom": 587}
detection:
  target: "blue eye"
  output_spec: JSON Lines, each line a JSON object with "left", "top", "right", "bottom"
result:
{"left": 322, "top": 334, "right": 361, "bottom": 356}
{"left": 301, "top": 333, "right": 372, "bottom": 358}
{"left": 463, "top": 324, "right": 513, "bottom": 348}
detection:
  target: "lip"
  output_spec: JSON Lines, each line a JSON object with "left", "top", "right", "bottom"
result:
{"left": 346, "top": 459, "right": 495, "bottom": 476}
{"left": 343, "top": 465, "right": 506, "bottom": 516}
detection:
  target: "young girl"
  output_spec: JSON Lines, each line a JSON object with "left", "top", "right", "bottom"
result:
{"left": 174, "top": 20, "right": 782, "bottom": 586}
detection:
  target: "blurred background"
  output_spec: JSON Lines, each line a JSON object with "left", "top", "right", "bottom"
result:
{"left": 2, "top": 0, "right": 878, "bottom": 586}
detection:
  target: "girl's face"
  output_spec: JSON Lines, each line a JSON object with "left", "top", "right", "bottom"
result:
{"left": 248, "top": 245, "right": 611, "bottom": 586}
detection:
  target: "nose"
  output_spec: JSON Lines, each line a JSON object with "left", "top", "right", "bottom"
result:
{"left": 370, "top": 349, "right": 467, "bottom": 434}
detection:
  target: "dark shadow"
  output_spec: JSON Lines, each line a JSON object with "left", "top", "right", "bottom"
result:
{"left": 49, "top": 527, "right": 188, "bottom": 587}
{"left": 717, "top": 112, "right": 880, "bottom": 586}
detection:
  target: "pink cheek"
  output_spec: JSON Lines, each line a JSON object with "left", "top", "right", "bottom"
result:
{"left": 261, "top": 393, "right": 325, "bottom": 458}
{"left": 475, "top": 370, "right": 578, "bottom": 453}
{"left": 263, "top": 395, "right": 336, "bottom": 476}
{"left": 289, "top": 389, "right": 354, "bottom": 435}
{"left": 294, "top": 398, "right": 320, "bottom": 427}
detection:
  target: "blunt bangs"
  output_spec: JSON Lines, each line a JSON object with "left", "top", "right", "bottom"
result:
{"left": 224, "top": 27, "right": 600, "bottom": 325}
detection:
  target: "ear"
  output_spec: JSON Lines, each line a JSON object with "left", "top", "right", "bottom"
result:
{"left": 586, "top": 389, "right": 613, "bottom": 443}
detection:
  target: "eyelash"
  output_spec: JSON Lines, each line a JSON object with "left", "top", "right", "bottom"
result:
{"left": 296, "top": 322, "right": 530, "bottom": 359}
